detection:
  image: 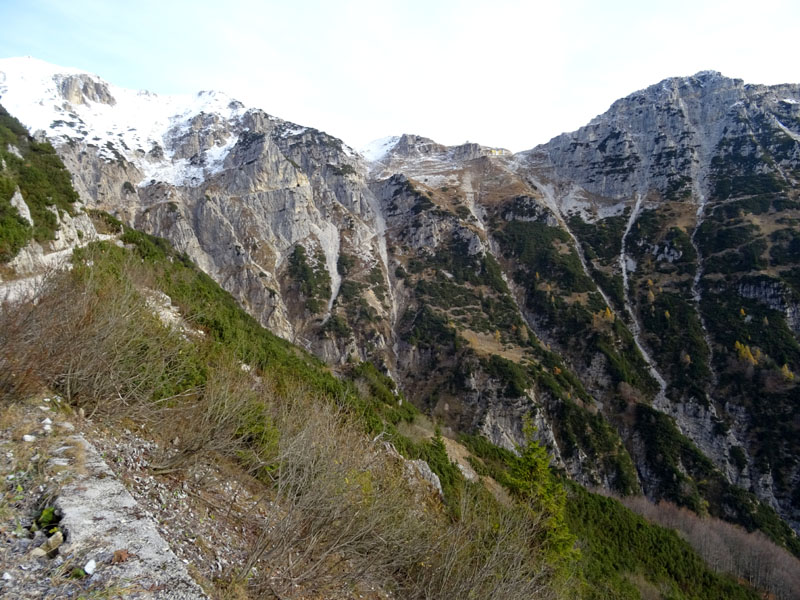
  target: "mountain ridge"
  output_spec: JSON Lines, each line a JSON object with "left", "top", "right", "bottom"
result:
{"left": 1, "top": 57, "right": 799, "bottom": 550}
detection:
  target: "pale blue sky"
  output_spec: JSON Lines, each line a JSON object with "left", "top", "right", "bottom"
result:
{"left": 1, "top": 0, "right": 798, "bottom": 151}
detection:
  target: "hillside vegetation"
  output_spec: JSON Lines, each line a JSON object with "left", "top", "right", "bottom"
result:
{"left": 1, "top": 230, "right": 574, "bottom": 599}
{"left": 0, "top": 103, "right": 78, "bottom": 261}
{"left": 1, "top": 89, "right": 796, "bottom": 599}
{"left": 1, "top": 222, "right": 773, "bottom": 599}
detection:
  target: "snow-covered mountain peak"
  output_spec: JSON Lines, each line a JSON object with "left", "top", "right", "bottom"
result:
{"left": 0, "top": 56, "right": 243, "bottom": 124}
{"left": 0, "top": 57, "right": 248, "bottom": 188}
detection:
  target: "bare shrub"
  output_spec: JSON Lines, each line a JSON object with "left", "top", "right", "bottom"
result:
{"left": 148, "top": 356, "right": 274, "bottom": 474}
{"left": 0, "top": 252, "right": 202, "bottom": 418}
{"left": 401, "top": 486, "right": 561, "bottom": 600}
{"left": 240, "top": 395, "right": 432, "bottom": 597}
{"left": 0, "top": 280, "right": 50, "bottom": 400}
{"left": 236, "top": 389, "right": 567, "bottom": 599}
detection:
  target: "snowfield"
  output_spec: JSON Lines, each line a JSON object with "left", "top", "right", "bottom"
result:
{"left": 359, "top": 135, "right": 400, "bottom": 163}
{"left": 0, "top": 56, "right": 246, "bottom": 187}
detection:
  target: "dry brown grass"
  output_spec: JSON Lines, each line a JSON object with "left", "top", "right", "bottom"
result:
{"left": 239, "top": 396, "right": 432, "bottom": 597}
{"left": 460, "top": 329, "right": 531, "bottom": 363}
{"left": 0, "top": 260, "right": 195, "bottom": 419}
{"left": 0, "top": 396, "right": 84, "bottom": 530}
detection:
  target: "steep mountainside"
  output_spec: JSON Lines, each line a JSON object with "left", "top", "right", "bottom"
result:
{"left": 519, "top": 71, "right": 800, "bottom": 534}
{"left": 1, "top": 58, "right": 798, "bottom": 552}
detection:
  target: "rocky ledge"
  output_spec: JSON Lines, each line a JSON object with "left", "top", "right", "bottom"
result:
{"left": 0, "top": 398, "right": 207, "bottom": 599}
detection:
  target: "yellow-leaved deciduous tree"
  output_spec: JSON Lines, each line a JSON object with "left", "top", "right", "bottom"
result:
{"left": 781, "top": 363, "right": 794, "bottom": 381}
{"left": 593, "top": 307, "right": 615, "bottom": 329}
{"left": 734, "top": 341, "right": 758, "bottom": 366}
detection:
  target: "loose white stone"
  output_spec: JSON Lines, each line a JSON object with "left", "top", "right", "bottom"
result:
{"left": 22, "top": 434, "right": 36, "bottom": 443}
{"left": 84, "top": 559, "right": 96, "bottom": 575}
{"left": 2, "top": 572, "right": 12, "bottom": 581}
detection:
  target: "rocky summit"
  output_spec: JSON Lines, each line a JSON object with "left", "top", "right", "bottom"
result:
{"left": 1, "top": 57, "right": 799, "bottom": 553}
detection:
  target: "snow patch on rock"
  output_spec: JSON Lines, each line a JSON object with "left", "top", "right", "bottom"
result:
{"left": 359, "top": 136, "right": 400, "bottom": 163}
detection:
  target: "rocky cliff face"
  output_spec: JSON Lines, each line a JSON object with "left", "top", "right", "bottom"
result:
{"left": 0, "top": 58, "right": 395, "bottom": 364}
{"left": 2, "top": 57, "right": 799, "bottom": 542}
{"left": 518, "top": 71, "right": 800, "bottom": 532}
{"left": 526, "top": 71, "right": 800, "bottom": 202}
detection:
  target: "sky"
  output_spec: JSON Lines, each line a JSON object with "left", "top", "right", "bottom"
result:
{"left": 1, "top": 0, "right": 798, "bottom": 152}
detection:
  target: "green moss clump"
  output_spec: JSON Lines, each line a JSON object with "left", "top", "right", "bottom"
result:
{"left": 35, "top": 507, "right": 58, "bottom": 529}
